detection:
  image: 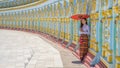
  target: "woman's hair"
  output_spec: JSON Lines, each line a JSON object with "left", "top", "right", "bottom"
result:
{"left": 80, "top": 18, "right": 88, "bottom": 28}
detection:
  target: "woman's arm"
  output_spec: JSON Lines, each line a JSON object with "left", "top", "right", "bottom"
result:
{"left": 80, "top": 28, "right": 84, "bottom": 32}
{"left": 86, "top": 25, "right": 90, "bottom": 35}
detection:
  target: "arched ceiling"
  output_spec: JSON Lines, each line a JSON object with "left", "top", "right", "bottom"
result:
{"left": 0, "top": 0, "right": 60, "bottom": 13}
{"left": 0, "top": 0, "right": 44, "bottom": 8}
{"left": 0, "top": 0, "right": 14, "bottom": 2}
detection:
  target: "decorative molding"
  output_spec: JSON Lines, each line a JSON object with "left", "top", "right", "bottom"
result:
{"left": 0, "top": 0, "right": 47, "bottom": 12}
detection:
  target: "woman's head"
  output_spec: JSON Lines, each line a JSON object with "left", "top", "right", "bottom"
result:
{"left": 81, "top": 18, "right": 87, "bottom": 25}
{"left": 80, "top": 18, "right": 87, "bottom": 28}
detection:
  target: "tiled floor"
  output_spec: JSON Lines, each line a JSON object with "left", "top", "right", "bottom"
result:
{"left": 40, "top": 34, "right": 87, "bottom": 68}
{"left": 0, "top": 29, "right": 63, "bottom": 68}
{"left": 0, "top": 29, "right": 86, "bottom": 68}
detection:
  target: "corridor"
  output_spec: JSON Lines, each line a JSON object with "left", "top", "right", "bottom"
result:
{"left": 0, "top": 29, "right": 63, "bottom": 68}
{"left": 0, "top": 29, "right": 86, "bottom": 68}
{"left": 1, "top": 0, "right": 119, "bottom": 68}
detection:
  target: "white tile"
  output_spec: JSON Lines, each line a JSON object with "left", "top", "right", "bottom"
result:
{"left": 26, "top": 64, "right": 35, "bottom": 68}
{"left": 0, "top": 30, "right": 64, "bottom": 68}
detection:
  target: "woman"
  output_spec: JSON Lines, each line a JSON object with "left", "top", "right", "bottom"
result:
{"left": 79, "top": 18, "right": 90, "bottom": 62}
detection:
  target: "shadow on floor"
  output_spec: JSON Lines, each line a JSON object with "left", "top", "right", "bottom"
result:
{"left": 72, "top": 61, "right": 82, "bottom": 64}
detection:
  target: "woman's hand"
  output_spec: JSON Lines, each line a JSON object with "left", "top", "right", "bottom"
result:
{"left": 80, "top": 28, "right": 84, "bottom": 32}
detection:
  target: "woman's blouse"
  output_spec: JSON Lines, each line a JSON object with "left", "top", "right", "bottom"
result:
{"left": 79, "top": 24, "right": 90, "bottom": 35}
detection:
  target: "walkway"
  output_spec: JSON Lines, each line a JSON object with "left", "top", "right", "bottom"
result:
{"left": 0, "top": 29, "right": 86, "bottom": 68}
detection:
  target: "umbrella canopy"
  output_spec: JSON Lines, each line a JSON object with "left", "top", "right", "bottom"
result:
{"left": 70, "top": 14, "right": 90, "bottom": 20}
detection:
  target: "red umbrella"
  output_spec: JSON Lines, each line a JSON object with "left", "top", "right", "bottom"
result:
{"left": 70, "top": 14, "right": 90, "bottom": 20}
